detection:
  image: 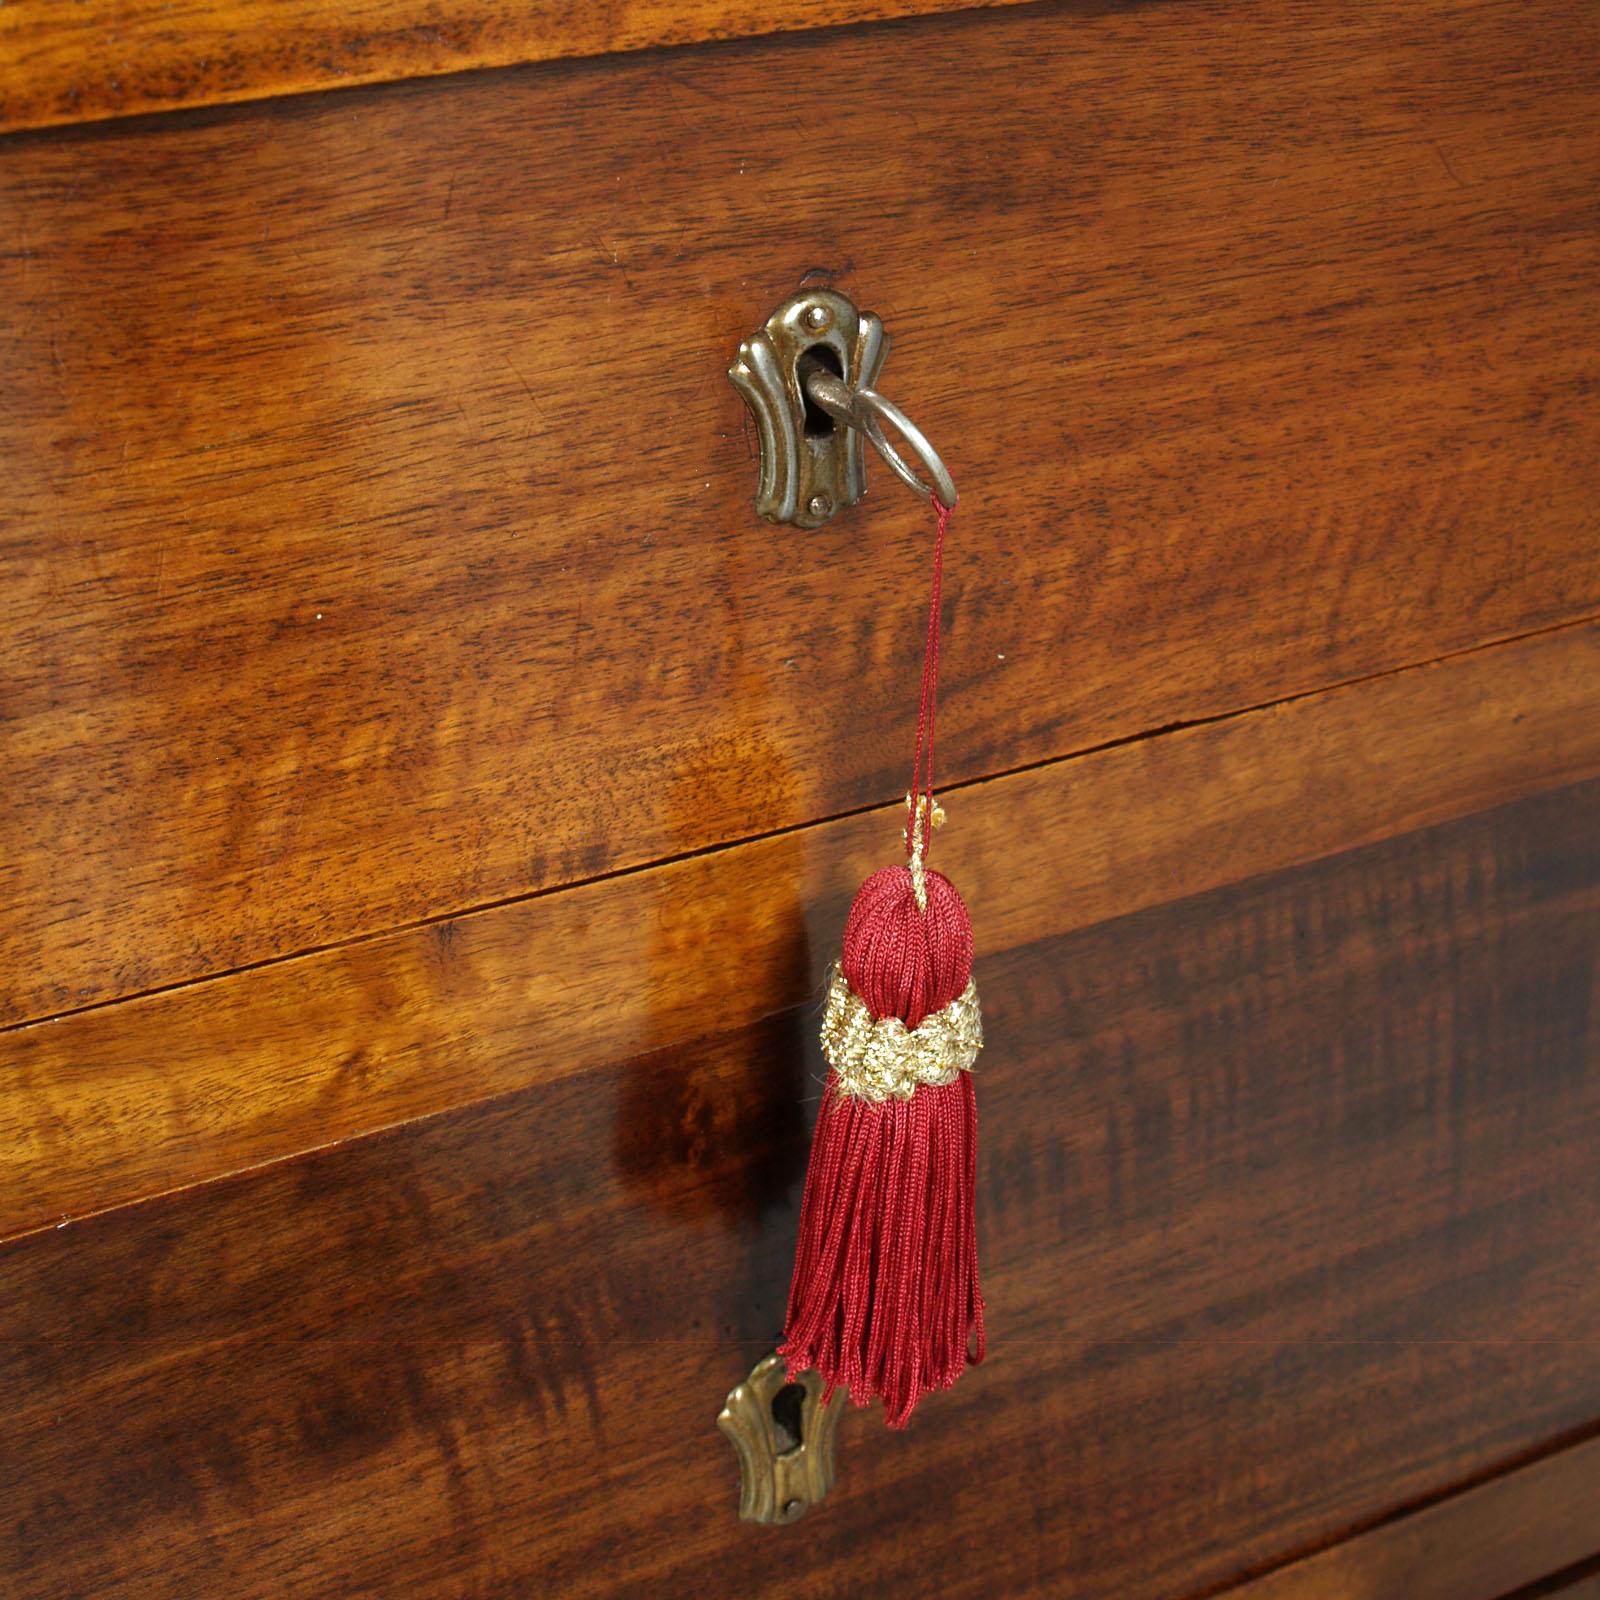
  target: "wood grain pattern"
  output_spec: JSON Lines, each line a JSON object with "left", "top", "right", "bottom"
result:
{"left": 4, "top": 621, "right": 1597, "bottom": 1246}
{"left": 4, "top": 778, "right": 1597, "bottom": 1599}
{"left": 0, "top": 0, "right": 1038, "bottom": 135}
{"left": 5, "top": 0, "right": 1599, "bottom": 1027}
{"left": 1224, "top": 1434, "right": 1600, "bottom": 1600}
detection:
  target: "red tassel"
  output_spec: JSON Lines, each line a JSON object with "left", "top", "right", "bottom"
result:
{"left": 782, "top": 491, "right": 984, "bottom": 1428}
{"left": 780, "top": 863, "right": 986, "bottom": 1427}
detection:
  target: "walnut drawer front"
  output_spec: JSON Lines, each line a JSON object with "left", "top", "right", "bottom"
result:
{"left": 5, "top": 0, "right": 1598, "bottom": 1029}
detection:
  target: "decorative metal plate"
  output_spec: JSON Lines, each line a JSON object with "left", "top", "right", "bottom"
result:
{"left": 717, "top": 1353, "right": 844, "bottom": 1524}
{"left": 728, "top": 289, "right": 888, "bottom": 529}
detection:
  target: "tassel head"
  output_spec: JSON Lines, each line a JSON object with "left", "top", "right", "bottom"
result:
{"left": 842, "top": 864, "right": 973, "bottom": 1028}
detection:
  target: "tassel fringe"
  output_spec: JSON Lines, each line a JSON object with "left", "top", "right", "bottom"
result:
{"left": 780, "top": 1072, "right": 984, "bottom": 1428}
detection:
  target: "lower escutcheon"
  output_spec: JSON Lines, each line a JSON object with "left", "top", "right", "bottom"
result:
{"left": 717, "top": 1353, "right": 844, "bottom": 1524}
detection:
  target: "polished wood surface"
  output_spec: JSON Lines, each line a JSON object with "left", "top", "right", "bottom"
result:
{"left": 6, "top": 0, "right": 1599, "bottom": 1028}
{"left": 4, "top": 621, "right": 1596, "bottom": 1245}
{"left": 1227, "top": 1433, "right": 1600, "bottom": 1600}
{"left": 6, "top": 0, "right": 1600, "bottom": 1589}
{"left": 0, "top": 0, "right": 1033, "bottom": 134}
{"left": 5, "top": 777, "right": 1597, "bottom": 1598}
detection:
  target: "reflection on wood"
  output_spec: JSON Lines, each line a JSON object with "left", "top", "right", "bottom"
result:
{"left": 6, "top": 0, "right": 1599, "bottom": 1022}
{"left": 3, "top": 622, "right": 1597, "bottom": 1244}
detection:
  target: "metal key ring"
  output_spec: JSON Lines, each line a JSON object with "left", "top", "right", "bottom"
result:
{"left": 801, "top": 365, "right": 958, "bottom": 510}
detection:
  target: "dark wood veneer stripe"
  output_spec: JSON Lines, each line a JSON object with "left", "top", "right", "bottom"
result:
{"left": 1218, "top": 1433, "right": 1600, "bottom": 1600}
{"left": 0, "top": 0, "right": 1045, "bottom": 135}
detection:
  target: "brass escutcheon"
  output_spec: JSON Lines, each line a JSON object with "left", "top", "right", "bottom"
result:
{"left": 728, "top": 288, "right": 955, "bottom": 529}
{"left": 717, "top": 1353, "right": 843, "bottom": 1524}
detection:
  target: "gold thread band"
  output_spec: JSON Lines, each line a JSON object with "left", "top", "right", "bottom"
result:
{"left": 819, "top": 962, "right": 983, "bottom": 1103}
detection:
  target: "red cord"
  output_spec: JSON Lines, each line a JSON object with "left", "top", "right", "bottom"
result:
{"left": 905, "top": 492, "right": 955, "bottom": 864}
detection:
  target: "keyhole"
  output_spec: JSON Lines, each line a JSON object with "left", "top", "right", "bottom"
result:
{"left": 770, "top": 1382, "right": 806, "bottom": 1456}
{"left": 801, "top": 345, "right": 844, "bottom": 437}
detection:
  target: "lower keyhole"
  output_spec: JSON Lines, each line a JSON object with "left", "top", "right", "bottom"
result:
{"left": 770, "top": 1382, "right": 806, "bottom": 1456}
